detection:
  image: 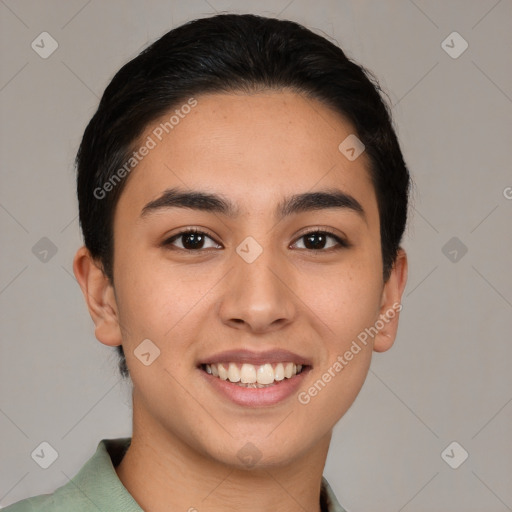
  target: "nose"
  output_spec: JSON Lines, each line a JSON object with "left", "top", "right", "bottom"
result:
{"left": 218, "top": 246, "right": 296, "bottom": 334}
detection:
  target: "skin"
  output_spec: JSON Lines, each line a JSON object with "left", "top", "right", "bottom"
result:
{"left": 73, "top": 90, "right": 407, "bottom": 512}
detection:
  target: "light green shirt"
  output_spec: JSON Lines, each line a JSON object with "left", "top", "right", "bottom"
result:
{"left": 4, "top": 438, "right": 347, "bottom": 512}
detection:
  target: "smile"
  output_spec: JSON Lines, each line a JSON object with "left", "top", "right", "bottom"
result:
{"left": 201, "top": 362, "right": 305, "bottom": 388}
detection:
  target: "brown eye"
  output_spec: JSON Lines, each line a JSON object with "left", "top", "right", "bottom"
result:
{"left": 164, "top": 230, "right": 221, "bottom": 251}
{"left": 292, "top": 230, "right": 348, "bottom": 251}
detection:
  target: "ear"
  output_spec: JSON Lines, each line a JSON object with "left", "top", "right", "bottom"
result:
{"left": 373, "top": 248, "right": 408, "bottom": 353}
{"left": 72, "top": 246, "right": 123, "bottom": 347}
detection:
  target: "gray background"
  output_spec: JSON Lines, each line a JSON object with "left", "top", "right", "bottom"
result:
{"left": 1, "top": 1, "right": 511, "bottom": 511}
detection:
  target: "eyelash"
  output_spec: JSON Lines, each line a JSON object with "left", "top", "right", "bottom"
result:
{"left": 162, "top": 228, "right": 350, "bottom": 252}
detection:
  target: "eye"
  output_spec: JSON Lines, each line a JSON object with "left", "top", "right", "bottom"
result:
{"left": 162, "top": 228, "right": 348, "bottom": 252}
{"left": 163, "top": 229, "right": 222, "bottom": 251}
{"left": 291, "top": 230, "right": 349, "bottom": 251}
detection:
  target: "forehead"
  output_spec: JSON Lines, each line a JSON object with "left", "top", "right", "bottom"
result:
{"left": 115, "top": 90, "right": 378, "bottom": 223}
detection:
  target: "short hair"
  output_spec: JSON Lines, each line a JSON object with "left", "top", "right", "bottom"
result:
{"left": 76, "top": 13, "right": 411, "bottom": 378}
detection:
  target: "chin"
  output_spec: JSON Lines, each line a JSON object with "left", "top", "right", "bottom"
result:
{"left": 201, "top": 431, "right": 315, "bottom": 471}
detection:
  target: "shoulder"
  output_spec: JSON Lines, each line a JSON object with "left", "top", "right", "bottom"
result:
{"left": 2, "top": 473, "right": 109, "bottom": 511}
{"left": 1, "top": 486, "right": 90, "bottom": 511}
{"left": 2, "top": 494, "right": 52, "bottom": 512}
{"left": 3, "top": 438, "right": 135, "bottom": 512}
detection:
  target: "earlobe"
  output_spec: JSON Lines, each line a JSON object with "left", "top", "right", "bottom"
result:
{"left": 373, "top": 248, "right": 408, "bottom": 353}
{"left": 72, "top": 246, "right": 123, "bottom": 347}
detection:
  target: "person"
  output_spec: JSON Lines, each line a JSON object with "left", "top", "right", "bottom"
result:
{"left": 5, "top": 12, "right": 409, "bottom": 512}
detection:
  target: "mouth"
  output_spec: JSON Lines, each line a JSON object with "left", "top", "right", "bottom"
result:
{"left": 200, "top": 362, "right": 309, "bottom": 388}
{"left": 197, "top": 349, "right": 312, "bottom": 407}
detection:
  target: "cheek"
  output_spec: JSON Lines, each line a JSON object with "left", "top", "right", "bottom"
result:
{"left": 297, "top": 256, "right": 382, "bottom": 422}
{"left": 115, "top": 273, "right": 185, "bottom": 341}
{"left": 113, "top": 249, "right": 222, "bottom": 356}
{"left": 295, "top": 265, "right": 380, "bottom": 429}
{"left": 300, "top": 258, "right": 382, "bottom": 345}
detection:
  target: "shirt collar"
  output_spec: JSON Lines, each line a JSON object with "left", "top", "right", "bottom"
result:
{"left": 59, "top": 438, "right": 140, "bottom": 511}
{"left": 70, "top": 438, "right": 347, "bottom": 512}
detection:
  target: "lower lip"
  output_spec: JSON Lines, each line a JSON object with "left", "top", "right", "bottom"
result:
{"left": 199, "top": 367, "right": 310, "bottom": 407}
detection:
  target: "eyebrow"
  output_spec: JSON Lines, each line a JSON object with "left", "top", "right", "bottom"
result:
{"left": 139, "top": 186, "right": 366, "bottom": 222}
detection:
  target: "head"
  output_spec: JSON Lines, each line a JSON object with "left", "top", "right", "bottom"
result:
{"left": 73, "top": 14, "right": 409, "bottom": 468}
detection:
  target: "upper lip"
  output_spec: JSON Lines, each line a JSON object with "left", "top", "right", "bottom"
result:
{"left": 198, "top": 349, "right": 312, "bottom": 367}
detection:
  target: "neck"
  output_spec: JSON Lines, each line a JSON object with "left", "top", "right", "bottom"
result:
{"left": 116, "top": 394, "right": 332, "bottom": 512}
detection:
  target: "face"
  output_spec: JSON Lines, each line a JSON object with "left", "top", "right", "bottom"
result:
{"left": 76, "top": 90, "right": 407, "bottom": 469}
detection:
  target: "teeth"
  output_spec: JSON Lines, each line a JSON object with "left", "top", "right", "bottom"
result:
{"left": 204, "top": 361, "right": 304, "bottom": 385}
{"left": 218, "top": 363, "right": 228, "bottom": 380}
{"left": 228, "top": 363, "right": 240, "bottom": 382}
{"left": 274, "top": 363, "right": 285, "bottom": 381}
{"left": 240, "top": 363, "right": 257, "bottom": 383}
{"left": 257, "top": 363, "right": 274, "bottom": 385}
